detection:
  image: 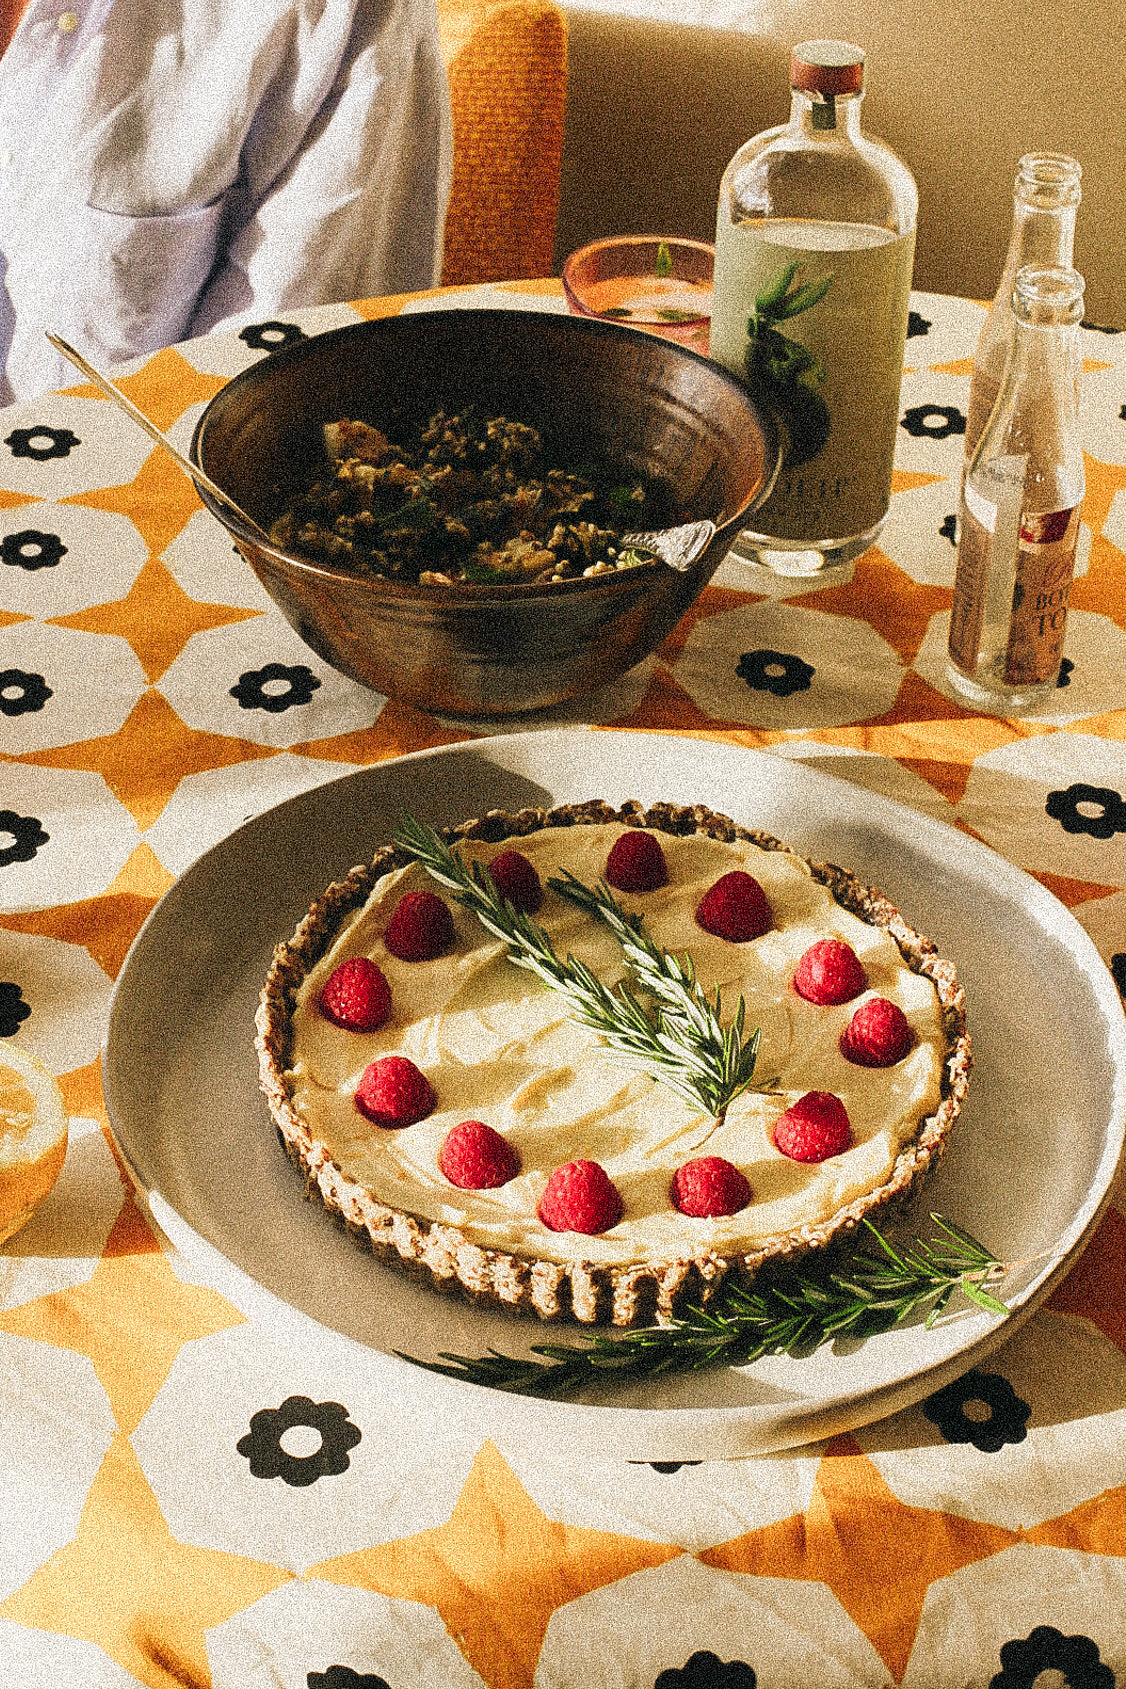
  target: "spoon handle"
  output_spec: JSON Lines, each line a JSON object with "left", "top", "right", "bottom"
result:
{"left": 46, "top": 333, "right": 272, "bottom": 544}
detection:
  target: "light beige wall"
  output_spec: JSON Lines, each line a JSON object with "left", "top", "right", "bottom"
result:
{"left": 554, "top": 4, "right": 1124, "bottom": 327}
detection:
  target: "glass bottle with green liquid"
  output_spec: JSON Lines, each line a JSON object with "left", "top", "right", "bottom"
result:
{"left": 710, "top": 41, "right": 917, "bottom": 576}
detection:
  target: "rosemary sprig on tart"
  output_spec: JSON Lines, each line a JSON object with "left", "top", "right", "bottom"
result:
{"left": 402, "top": 1215, "right": 1009, "bottom": 1397}
{"left": 393, "top": 815, "right": 761, "bottom": 1116}
{"left": 548, "top": 868, "right": 762, "bottom": 1113}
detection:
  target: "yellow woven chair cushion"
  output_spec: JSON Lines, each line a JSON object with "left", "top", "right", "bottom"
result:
{"left": 437, "top": 0, "right": 568, "bottom": 285}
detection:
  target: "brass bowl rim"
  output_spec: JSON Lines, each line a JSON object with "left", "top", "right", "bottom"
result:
{"left": 188, "top": 307, "right": 777, "bottom": 598}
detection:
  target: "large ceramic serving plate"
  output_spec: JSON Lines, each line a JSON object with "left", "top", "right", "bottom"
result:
{"left": 104, "top": 729, "right": 1126, "bottom": 1460}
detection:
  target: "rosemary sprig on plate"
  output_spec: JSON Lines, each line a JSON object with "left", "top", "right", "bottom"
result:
{"left": 392, "top": 816, "right": 757, "bottom": 1115}
{"left": 402, "top": 1215, "right": 1009, "bottom": 1398}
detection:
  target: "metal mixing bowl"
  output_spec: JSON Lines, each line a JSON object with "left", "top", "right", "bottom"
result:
{"left": 190, "top": 309, "right": 777, "bottom": 716}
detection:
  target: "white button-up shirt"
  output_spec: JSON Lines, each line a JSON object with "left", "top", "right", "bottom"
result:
{"left": 0, "top": 0, "right": 452, "bottom": 403}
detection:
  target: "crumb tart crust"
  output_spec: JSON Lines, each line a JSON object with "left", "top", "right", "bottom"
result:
{"left": 256, "top": 801, "right": 970, "bottom": 1327}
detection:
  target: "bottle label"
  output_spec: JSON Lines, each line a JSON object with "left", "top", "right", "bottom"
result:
{"left": 710, "top": 217, "right": 916, "bottom": 542}
{"left": 949, "top": 458, "right": 1027, "bottom": 672}
{"left": 1003, "top": 506, "right": 1080, "bottom": 685}
{"left": 949, "top": 481, "right": 1079, "bottom": 688}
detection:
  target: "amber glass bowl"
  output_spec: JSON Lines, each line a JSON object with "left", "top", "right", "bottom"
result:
{"left": 562, "top": 235, "right": 715, "bottom": 354}
{"left": 190, "top": 309, "right": 776, "bottom": 717}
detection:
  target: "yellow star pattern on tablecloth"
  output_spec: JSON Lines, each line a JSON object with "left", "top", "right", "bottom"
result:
{"left": 700, "top": 1435, "right": 1018, "bottom": 1682}
{"left": 1028, "top": 868, "right": 1122, "bottom": 908}
{"left": 1073, "top": 531, "right": 1126, "bottom": 630}
{"left": 55, "top": 1057, "right": 110, "bottom": 1130}
{"left": 62, "top": 347, "right": 230, "bottom": 435}
{"left": 0, "top": 1193, "right": 245, "bottom": 1434}
{"left": 1047, "top": 1204, "right": 1126, "bottom": 1358}
{"left": 794, "top": 552, "right": 951, "bottom": 668}
{"left": 620, "top": 665, "right": 732, "bottom": 735}
{"left": 1025, "top": 1482, "right": 1126, "bottom": 1554}
{"left": 656, "top": 583, "right": 769, "bottom": 664}
{"left": 311, "top": 1438, "right": 681, "bottom": 1689}
{"left": 49, "top": 553, "right": 261, "bottom": 682}
{"left": 293, "top": 697, "right": 477, "bottom": 766}
{"left": 0, "top": 869, "right": 170, "bottom": 981}
{"left": 0, "top": 1431, "right": 291, "bottom": 1689}
{"left": 64, "top": 442, "right": 213, "bottom": 559}
{"left": 19, "top": 687, "right": 277, "bottom": 829}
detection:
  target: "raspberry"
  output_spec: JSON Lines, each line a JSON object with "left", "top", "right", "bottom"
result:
{"left": 773, "top": 1091, "right": 852, "bottom": 1163}
{"left": 695, "top": 871, "right": 771, "bottom": 941}
{"left": 793, "top": 938, "right": 867, "bottom": 1006}
{"left": 670, "top": 1155, "right": 752, "bottom": 1218}
{"left": 438, "top": 1120, "right": 521, "bottom": 1189}
{"left": 841, "top": 996, "right": 914, "bottom": 1067}
{"left": 384, "top": 891, "right": 455, "bottom": 961}
{"left": 605, "top": 829, "right": 668, "bottom": 892}
{"left": 486, "top": 849, "right": 543, "bottom": 914}
{"left": 537, "top": 1159, "right": 623, "bottom": 1234}
{"left": 354, "top": 1055, "right": 436, "bottom": 1128}
{"left": 318, "top": 956, "right": 392, "bottom": 1032}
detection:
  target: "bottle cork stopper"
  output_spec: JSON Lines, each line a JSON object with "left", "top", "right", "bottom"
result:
{"left": 790, "top": 40, "right": 865, "bottom": 97}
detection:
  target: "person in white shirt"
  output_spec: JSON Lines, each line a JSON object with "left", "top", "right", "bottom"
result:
{"left": 0, "top": 0, "right": 452, "bottom": 404}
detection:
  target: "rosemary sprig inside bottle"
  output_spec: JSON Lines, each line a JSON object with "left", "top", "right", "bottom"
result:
{"left": 401, "top": 1215, "right": 1009, "bottom": 1398}
{"left": 392, "top": 816, "right": 759, "bottom": 1116}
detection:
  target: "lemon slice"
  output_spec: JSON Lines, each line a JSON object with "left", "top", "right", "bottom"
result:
{"left": 0, "top": 1043, "right": 68, "bottom": 1244}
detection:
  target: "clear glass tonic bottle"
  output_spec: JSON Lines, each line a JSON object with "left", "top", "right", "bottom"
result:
{"left": 947, "top": 265, "right": 1085, "bottom": 714}
{"left": 710, "top": 40, "right": 917, "bottom": 576}
{"left": 963, "top": 153, "right": 1081, "bottom": 461}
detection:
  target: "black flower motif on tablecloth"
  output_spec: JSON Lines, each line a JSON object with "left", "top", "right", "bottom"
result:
{"left": 4, "top": 425, "right": 81, "bottom": 460}
{"left": 239, "top": 320, "right": 309, "bottom": 353}
{"left": 629, "top": 1460, "right": 703, "bottom": 1474}
{"left": 229, "top": 661, "right": 322, "bottom": 713}
{"left": 0, "top": 529, "right": 67, "bottom": 571}
{"left": 901, "top": 403, "right": 966, "bottom": 440}
{"left": 1056, "top": 657, "right": 1074, "bottom": 688}
{"left": 939, "top": 512, "right": 958, "bottom": 546}
{"left": 923, "top": 1367, "right": 1031, "bottom": 1452}
{"left": 1045, "top": 781, "right": 1126, "bottom": 840}
{"left": 307, "top": 1669, "right": 391, "bottom": 1689}
{"left": 736, "top": 648, "right": 815, "bottom": 698}
{"left": 907, "top": 310, "right": 932, "bottom": 338}
{"left": 0, "top": 982, "right": 32, "bottom": 1038}
{"left": 0, "top": 669, "right": 52, "bottom": 716}
{"left": 1083, "top": 320, "right": 1122, "bottom": 336}
{"left": 989, "top": 1624, "right": 1114, "bottom": 1688}
{"left": 0, "top": 810, "right": 50, "bottom": 867}
{"left": 1110, "top": 953, "right": 1126, "bottom": 997}
{"left": 236, "top": 1395, "right": 361, "bottom": 1486}
{"left": 654, "top": 1649, "right": 757, "bottom": 1689}
{"left": 1119, "top": 404, "right": 1126, "bottom": 423}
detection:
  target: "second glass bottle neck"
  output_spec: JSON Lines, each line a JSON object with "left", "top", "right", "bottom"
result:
{"left": 1003, "top": 203, "right": 1078, "bottom": 276}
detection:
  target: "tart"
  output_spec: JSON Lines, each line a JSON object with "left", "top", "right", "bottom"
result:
{"left": 256, "top": 801, "right": 970, "bottom": 1326}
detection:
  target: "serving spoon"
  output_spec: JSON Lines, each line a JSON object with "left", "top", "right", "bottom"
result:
{"left": 620, "top": 518, "right": 716, "bottom": 571}
{"left": 47, "top": 333, "right": 273, "bottom": 544}
{"left": 48, "top": 332, "right": 716, "bottom": 571}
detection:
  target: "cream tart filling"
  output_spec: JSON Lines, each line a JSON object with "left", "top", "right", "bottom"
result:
{"left": 282, "top": 822, "right": 946, "bottom": 1268}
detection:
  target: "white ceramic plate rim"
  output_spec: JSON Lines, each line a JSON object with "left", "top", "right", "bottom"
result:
{"left": 103, "top": 728, "right": 1126, "bottom": 1459}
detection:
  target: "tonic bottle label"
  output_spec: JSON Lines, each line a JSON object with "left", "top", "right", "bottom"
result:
{"left": 948, "top": 457, "right": 1026, "bottom": 674}
{"left": 1003, "top": 506, "right": 1080, "bottom": 685}
{"left": 709, "top": 217, "right": 915, "bottom": 543}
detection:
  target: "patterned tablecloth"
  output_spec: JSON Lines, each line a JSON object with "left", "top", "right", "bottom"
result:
{"left": 1, "top": 279, "right": 1126, "bottom": 1689}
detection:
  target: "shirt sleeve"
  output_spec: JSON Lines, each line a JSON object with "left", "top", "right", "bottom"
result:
{"left": 189, "top": 0, "right": 453, "bottom": 332}
{"left": 0, "top": 0, "right": 452, "bottom": 400}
